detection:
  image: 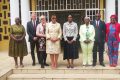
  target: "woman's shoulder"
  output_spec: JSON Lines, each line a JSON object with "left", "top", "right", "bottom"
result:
{"left": 11, "top": 24, "right": 16, "bottom": 27}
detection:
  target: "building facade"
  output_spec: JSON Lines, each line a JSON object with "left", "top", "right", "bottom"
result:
{"left": 0, "top": 0, "right": 120, "bottom": 51}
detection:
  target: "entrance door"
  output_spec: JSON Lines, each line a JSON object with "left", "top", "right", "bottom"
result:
{"left": 49, "top": 10, "right": 86, "bottom": 28}
{"left": 49, "top": 10, "right": 85, "bottom": 49}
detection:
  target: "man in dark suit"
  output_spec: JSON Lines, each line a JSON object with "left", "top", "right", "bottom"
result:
{"left": 27, "top": 12, "right": 40, "bottom": 66}
{"left": 91, "top": 13, "right": 106, "bottom": 67}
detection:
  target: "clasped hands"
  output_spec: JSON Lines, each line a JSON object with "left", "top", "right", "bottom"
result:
{"left": 84, "top": 39, "right": 92, "bottom": 44}
{"left": 48, "top": 37, "right": 60, "bottom": 42}
{"left": 67, "top": 40, "right": 75, "bottom": 44}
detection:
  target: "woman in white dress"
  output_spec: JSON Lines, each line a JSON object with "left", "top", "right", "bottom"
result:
{"left": 46, "top": 15, "right": 62, "bottom": 69}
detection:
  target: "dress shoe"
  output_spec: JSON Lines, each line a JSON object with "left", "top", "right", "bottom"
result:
{"left": 41, "top": 65, "right": 44, "bottom": 68}
{"left": 32, "top": 63, "right": 36, "bottom": 66}
{"left": 92, "top": 63, "right": 96, "bottom": 67}
{"left": 44, "top": 63, "right": 49, "bottom": 66}
{"left": 100, "top": 63, "right": 105, "bottom": 67}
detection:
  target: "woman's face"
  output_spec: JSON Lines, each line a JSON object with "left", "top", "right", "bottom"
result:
{"left": 84, "top": 18, "right": 90, "bottom": 24}
{"left": 111, "top": 18, "right": 116, "bottom": 24}
{"left": 51, "top": 16, "right": 57, "bottom": 23}
{"left": 68, "top": 16, "right": 73, "bottom": 22}
{"left": 41, "top": 18, "right": 46, "bottom": 24}
{"left": 15, "top": 18, "right": 20, "bottom": 25}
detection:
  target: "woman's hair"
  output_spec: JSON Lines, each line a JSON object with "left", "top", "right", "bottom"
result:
{"left": 39, "top": 15, "right": 46, "bottom": 22}
{"left": 51, "top": 14, "right": 57, "bottom": 18}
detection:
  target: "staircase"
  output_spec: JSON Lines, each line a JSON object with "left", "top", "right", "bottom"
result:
{"left": 7, "top": 67, "right": 120, "bottom": 80}
{"left": 1, "top": 54, "right": 120, "bottom": 80}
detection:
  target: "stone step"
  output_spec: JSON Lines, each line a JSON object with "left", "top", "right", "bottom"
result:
{"left": 12, "top": 67, "right": 120, "bottom": 74}
{"left": 7, "top": 73, "right": 120, "bottom": 80}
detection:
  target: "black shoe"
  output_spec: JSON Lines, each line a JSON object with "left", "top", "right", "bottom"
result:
{"left": 92, "top": 63, "right": 96, "bottom": 67}
{"left": 32, "top": 62, "right": 36, "bottom": 66}
{"left": 100, "top": 63, "right": 105, "bottom": 67}
{"left": 44, "top": 63, "right": 49, "bottom": 66}
{"left": 41, "top": 65, "right": 44, "bottom": 68}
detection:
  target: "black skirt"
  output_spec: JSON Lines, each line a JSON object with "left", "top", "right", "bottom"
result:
{"left": 63, "top": 37, "right": 79, "bottom": 60}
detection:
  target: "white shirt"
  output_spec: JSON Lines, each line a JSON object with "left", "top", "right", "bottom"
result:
{"left": 95, "top": 20, "right": 100, "bottom": 26}
{"left": 63, "top": 21, "right": 78, "bottom": 41}
{"left": 32, "top": 20, "right": 36, "bottom": 27}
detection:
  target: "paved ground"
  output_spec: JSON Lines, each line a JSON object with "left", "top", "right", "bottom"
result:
{"left": 1, "top": 51, "right": 120, "bottom": 70}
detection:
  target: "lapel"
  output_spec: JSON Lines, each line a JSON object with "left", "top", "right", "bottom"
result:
{"left": 30, "top": 21, "right": 34, "bottom": 29}
{"left": 95, "top": 20, "right": 101, "bottom": 28}
{"left": 99, "top": 20, "right": 102, "bottom": 27}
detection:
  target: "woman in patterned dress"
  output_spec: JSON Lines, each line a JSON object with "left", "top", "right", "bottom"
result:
{"left": 106, "top": 15, "right": 120, "bottom": 67}
{"left": 46, "top": 15, "right": 62, "bottom": 69}
{"left": 36, "top": 15, "right": 49, "bottom": 68}
{"left": 9, "top": 17, "right": 28, "bottom": 68}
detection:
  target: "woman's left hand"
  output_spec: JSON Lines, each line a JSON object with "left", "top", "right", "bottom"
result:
{"left": 51, "top": 38, "right": 59, "bottom": 42}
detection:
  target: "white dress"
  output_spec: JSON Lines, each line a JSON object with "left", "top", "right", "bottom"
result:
{"left": 46, "top": 22, "right": 62, "bottom": 54}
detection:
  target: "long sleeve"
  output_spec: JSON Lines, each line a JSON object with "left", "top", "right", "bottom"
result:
{"left": 79, "top": 25, "right": 86, "bottom": 42}
{"left": 63, "top": 23, "right": 68, "bottom": 41}
{"left": 57, "top": 24, "right": 62, "bottom": 39}
{"left": 89, "top": 25, "right": 95, "bottom": 41}
{"left": 73, "top": 23, "right": 78, "bottom": 41}
{"left": 36, "top": 24, "right": 40, "bottom": 36}
{"left": 27, "top": 22, "right": 33, "bottom": 39}
{"left": 46, "top": 25, "right": 51, "bottom": 39}
{"left": 103, "top": 21, "right": 106, "bottom": 41}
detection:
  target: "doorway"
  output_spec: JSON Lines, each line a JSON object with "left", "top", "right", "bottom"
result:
{"left": 49, "top": 10, "right": 86, "bottom": 28}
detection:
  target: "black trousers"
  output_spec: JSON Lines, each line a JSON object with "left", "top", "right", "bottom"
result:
{"left": 37, "top": 51, "right": 47, "bottom": 65}
{"left": 30, "top": 41, "right": 39, "bottom": 63}
{"left": 93, "top": 41, "right": 105, "bottom": 63}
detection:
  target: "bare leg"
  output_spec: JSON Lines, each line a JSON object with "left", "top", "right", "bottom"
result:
{"left": 14, "top": 57, "right": 18, "bottom": 68}
{"left": 20, "top": 57, "right": 24, "bottom": 68}
{"left": 71, "top": 59, "right": 74, "bottom": 68}
{"left": 54, "top": 54, "right": 59, "bottom": 68}
{"left": 50, "top": 54, "right": 54, "bottom": 69}
{"left": 67, "top": 59, "right": 70, "bottom": 68}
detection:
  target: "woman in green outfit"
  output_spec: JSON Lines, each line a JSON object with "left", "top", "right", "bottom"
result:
{"left": 9, "top": 17, "right": 28, "bottom": 68}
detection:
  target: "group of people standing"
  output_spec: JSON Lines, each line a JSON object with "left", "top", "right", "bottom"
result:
{"left": 9, "top": 12, "right": 120, "bottom": 69}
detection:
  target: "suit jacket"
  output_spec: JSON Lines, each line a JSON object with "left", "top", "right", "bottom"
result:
{"left": 106, "top": 22, "right": 120, "bottom": 42}
{"left": 79, "top": 24, "right": 95, "bottom": 42}
{"left": 91, "top": 20, "right": 106, "bottom": 42}
{"left": 27, "top": 20, "right": 39, "bottom": 42}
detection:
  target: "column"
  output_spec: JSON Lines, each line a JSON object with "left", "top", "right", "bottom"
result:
{"left": 10, "top": 0, "right": 19, "bottom": 25}
{"left": 100, "top": 0, "right": 104, "bottom": 20}
{"left": 21, "top": 0, "right": 31, "bottom": 52}
{"left": 105, "top": 0, "right": 115, "bottom": 23}
{"left": 118, "top": 0, "right": 120, "bottom": 23}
